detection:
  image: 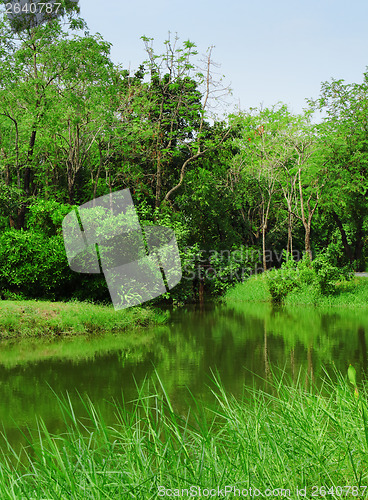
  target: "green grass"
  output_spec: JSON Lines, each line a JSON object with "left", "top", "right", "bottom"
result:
{"left": 225, "top": 274, "right": 368, "bottom": 309}
{"left": 285, "top": 277, "right": 368, "bottom": 308}
{"left": 0, "top": 371, "right": 367, "bottom": 498}
{"left": 224, "top": 274, "right": 271, "bottom": 303}
{"left": 0, "top": 300, "right": 168, "bottom": 339}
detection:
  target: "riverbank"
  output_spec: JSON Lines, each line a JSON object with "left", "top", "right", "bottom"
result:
{"left": 225, "top": 273, "right": 368, "bottom": 308}
{"left": 0, "top": 300, "right": 168, "bottom": 339}
{"left": 0, "top": 372, "right": 365, "bottom": 497}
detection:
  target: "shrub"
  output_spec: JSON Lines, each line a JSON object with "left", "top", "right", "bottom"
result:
{"left": 266, "top": 256, "right": 300, "bottom": 303}
{"left": 0, "top": 230, "right": 77, "bottom": 299}
{"left": 312, "top": 252, "right": 352, "bottom": 295}
{"left": 27, "top": 199, "right": 73, "bottom": 236}
{"left": 265, "top": 251, "right": 353, "bottom": 303}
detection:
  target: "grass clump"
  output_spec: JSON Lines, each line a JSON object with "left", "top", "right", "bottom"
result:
{"left": 265, "top": 252, "right": 353, "bottom": 304}
{"left": 225, "top": 252, "right": 365, "bottom": 308}
{"left": 0, "top": 300, "right": 168, "bottom": 339}
{"left": 224, "top": 274, "right": 271, "bottom": 303}
{"left": 0, "top": 371, "right": 367, "bottom": 497}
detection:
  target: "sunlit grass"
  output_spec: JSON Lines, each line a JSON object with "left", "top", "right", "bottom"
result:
{"left": 224, "top": 274, "right": 270, "bottom": 302}
{"left": 0, "top": 371, "right": 366, "bottom": 497}
{"left": 225, "top": 274, "right": 368, "bottom": 308}
{"left": 0, "top": 300, "right": 168, "bottom": 339}
{"left": 285, "top": 277, "right": 368, "bottom": 307}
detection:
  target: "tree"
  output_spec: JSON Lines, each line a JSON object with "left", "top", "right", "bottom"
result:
{"left": 0, "top": 9, "right": 84, "bottom": 224}
{"left": 0, "top": 11, "right": 118, "bottom": 216}
{"left": 309, "top": 72, "right": 368, "bottom": 269}
{"left": 140, "top": 35, "right": 231, "bottom": 209}
{"left": 284, "top": 118, "right": 319, "bottom": 260}
{"left": 232, "top": 105, "right": 296, "bottom": 270}
{"left": 44, "top": 34, "right": 117, "bottom": 203}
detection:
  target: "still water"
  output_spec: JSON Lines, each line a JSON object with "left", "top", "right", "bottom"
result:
{"left": 1, "top": 301, "right": 367, "bottom": 448}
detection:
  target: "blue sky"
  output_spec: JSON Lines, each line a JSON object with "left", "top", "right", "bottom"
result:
{"left": 80, "top": 0, "right": 367, "bottom": 116}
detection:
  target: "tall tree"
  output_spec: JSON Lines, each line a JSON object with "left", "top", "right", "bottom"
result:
{"left": 0, "top": 9, "right": 84, "bottom": 224}
{"left": 141, "top": 35, "right": 230, "bottom": 208}
{"left": 232, "top": 105, "right": 295, "bottom": 270}
{"left": 0, "top": 12, "right": 117, "bottom": 215}
{"left": 309, "top": 72, "right": 368, "bottom": 268}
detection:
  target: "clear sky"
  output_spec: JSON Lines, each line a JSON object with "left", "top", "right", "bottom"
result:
{"left": 79, "top": 0, "right": 367, "bottom": 116}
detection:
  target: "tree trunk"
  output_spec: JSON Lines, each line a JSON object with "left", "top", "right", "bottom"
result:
{"left": 155, "top": 152, "right": 162, "bottom": 208}
{"left": 17, "top": 203, "right": 26, "bottom": 229}
{"left": 16, "top": 128, "right": 37, "bottom": 229}
{"left": 67, "top": 159, "right": 75, "bottom": 204}
{"left": 262, "top": 225, "right": 267, "bottom": 272}
{"left": 331, "top": 210, "right": 352, "bottom": 263}
{"left": 298, "top": 168, "right": 317, "bottom": 260}
{"left": 286, "top": 209, "right": 293, "bottom": 257}
{"left": 25, "top": 129, "right": 37, "bottom": 195}
{"left": 354, "top": 223, "right": 364, "bottom": 268}
{"left": 305, "top": 223, "right": 312, "bottom": 260}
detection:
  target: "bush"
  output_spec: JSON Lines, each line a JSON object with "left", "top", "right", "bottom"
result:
{"left": 265, "top": 251, "right": 353, "bottom": 303}
{"left": 0, "top": 183, "right": 24, "bottom": 225}
{"left": 0, "top": 230, "right": 77, "bottom": 299}
{"left": 297, "top": 252, "right": 315, "bottom": 285}
{"left": 0, "top": 197, "right": 115, "bottom": 302}
{"left": 312, "top": 252, "right": 353, "bottom": 295}
{"left": 27, "top": 199, "right": 73, "bottom": 236}
{"left": 266, "top": 256, "right": 300, "bottom": 303}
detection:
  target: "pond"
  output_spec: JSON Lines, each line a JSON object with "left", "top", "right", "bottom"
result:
{"left": 1, "top": 301, "right": 367, "bottom": 450}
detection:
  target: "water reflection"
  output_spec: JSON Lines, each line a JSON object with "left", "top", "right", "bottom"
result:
{"left": 0, "top": 302, "right": 367, "bottom": 450}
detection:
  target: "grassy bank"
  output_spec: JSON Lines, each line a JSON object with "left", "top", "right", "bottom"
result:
{"left": 0, "top": 371, "right": 366, "bottom": 497}
{"left": 0, "top": 300, "right": 168, "bottom": 339}
{"left": 225, "top": 274, "right": 368, "bottom": 308}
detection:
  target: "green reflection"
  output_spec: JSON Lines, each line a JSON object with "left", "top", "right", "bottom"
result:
{"left": 0, "top": 303, "right": 367, "bottom": 451}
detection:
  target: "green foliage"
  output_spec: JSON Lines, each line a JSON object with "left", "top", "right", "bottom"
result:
{"left": 1, "top": 289, "right": 27, "bottom": 301}
{"left": 227, "top": 253, "right": 367, "bottom": 307}
{"left": 0, "top": 230, "right": 75, "bottom": 299}
{"left": 27, "top": 199, "right": 72, "bottom": 236}
{"left": 0, "top": 7, "right": 367, "bottom": 304}
{"left": 207, "top": 245, "right": 261, "bottom": 295}
{"left": 264, "top": 250, "right": 353, "bottom": 304}
{"left": 312, "top": 251, "right": 352, "bottom": 295}
{"left": 266, "top": 254, "right": 300, "bottom": 303}
{"left": 297, "top": 252, "right": 315, "bottom": 285}
{"left": 0, "top": 183, "right": 24, "bottom": 224}
{"left": 136, "top": 205, "right": 197, "bottom": 304}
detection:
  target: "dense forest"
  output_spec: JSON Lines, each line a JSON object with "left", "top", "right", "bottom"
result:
{"left": 0, "top": 6, "right": 367, "bottom": 304}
